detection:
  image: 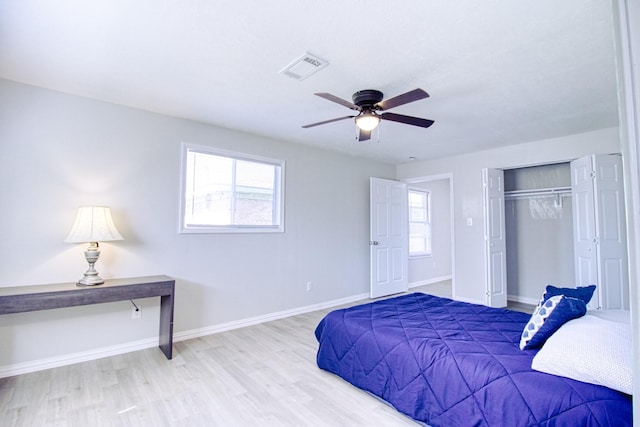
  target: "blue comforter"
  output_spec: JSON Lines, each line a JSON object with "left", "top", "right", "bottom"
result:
{"left": 315, "top": 293, "right": 632, "bottom": 426}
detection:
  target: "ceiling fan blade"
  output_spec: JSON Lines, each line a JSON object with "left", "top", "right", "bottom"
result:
{"left": 315, "top": 93, "right": 361, "bottom": 111}
{"left": 376, "top": 88, "right": 430, "bottom": 111}
{"left": 380, "top": 112, "right": 435, "bottom": 128}
{"left": 302, "top": 115, "right": 356, "bottom": 128}
{"left": 358, "top": 129, "right": 371, "bottom": 141}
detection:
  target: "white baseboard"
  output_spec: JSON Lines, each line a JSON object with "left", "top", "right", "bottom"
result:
{"left": 174, "top": 292, "right": 368, "bottom": 342}
{"left": 507, "top": 294, "right": 540, "bottom": 306}
{"left": 454, "top": 295, "right": 539, "bottom": 307}
{"left": 0, "top": 292, "right": 369, "bottom": 379}
{"left": 455, "top": 296, "right": 486, "bottom": 305}
{"left": 0, "top": 337, "right": 159, "bottom": 379}
{"left": 408, "top": 275, "right": 452, "bottom": 289}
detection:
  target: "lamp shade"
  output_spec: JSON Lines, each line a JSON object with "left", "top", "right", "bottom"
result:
{"left": 355, "top": 112, "right": 381, "bottom": 131}
{"left": 65, "top": 206, "right": 124, "bottom": 243}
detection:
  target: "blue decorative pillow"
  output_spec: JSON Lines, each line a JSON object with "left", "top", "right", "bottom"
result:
{"left": 519, "top": 295, "right": 587, "bottom": 350}
{"left": 543, "top": 284, "right": 596, "bottom": 305}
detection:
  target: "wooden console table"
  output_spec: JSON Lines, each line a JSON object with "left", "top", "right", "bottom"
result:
{"left": 0, "top": 275, "right": 175, "bottom": 359}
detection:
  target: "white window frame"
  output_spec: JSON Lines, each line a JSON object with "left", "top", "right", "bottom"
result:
{"left": 179, "top": 143, "right": 285, "bottom": 233}
{"left": 408, "top": 188, "right": 432, "bottom": 257}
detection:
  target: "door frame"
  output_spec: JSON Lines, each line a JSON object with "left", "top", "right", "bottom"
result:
{"left": 613, "top": 2, "right": 640, "bottom": 417}
{"left": 404, "top": 173, "right": 456, "bottom": 299}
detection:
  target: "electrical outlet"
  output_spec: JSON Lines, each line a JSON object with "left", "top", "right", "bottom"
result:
{"left": 131, "top": 306, "right": 142, "bottom": 319}
{"left": 306, "top": 281, "right": 313, "bottom": 291}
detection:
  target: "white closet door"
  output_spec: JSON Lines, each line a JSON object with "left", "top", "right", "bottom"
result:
{"left": 483, "top": 168, "right": 507, "bottom": 307}
{"left": 592, "top": 155, "right": 628, "bottom": 309}
{"left": 571, "top": 155, "right": 599, "bottom": 307}
{"left": 571, "top": 154, "right": 628, "bottom": 309}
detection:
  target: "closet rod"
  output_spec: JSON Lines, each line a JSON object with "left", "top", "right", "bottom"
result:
{"left": 504, "top": 186, "right": 572, "bottom": 199}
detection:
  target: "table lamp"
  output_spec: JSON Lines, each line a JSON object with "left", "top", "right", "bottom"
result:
{"left": 65, "top": 206, "right": 124, "bottom": 286}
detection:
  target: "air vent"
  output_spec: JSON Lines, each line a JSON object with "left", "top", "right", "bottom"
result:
{"left": 279, "top": 52, "right": 328, "bottom": 81}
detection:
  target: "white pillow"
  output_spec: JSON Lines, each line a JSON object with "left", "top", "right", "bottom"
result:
{"left": 531, "top": 314, "right": 632, "bottom": 395}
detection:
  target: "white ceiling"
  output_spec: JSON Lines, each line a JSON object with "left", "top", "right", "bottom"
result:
{"left": 0, "top": 0, "right": 619, "bottom": 164}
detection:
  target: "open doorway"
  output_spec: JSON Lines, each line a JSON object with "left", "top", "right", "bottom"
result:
{"left": 405, "top": 174, "right": 454, "bottom": 297}
{"left": 503, "top": 163, "right": 574, "bottom": 305}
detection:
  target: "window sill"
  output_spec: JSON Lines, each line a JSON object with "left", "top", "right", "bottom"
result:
{"left": 180, "top": 225, "right": 284, "bottom": 234}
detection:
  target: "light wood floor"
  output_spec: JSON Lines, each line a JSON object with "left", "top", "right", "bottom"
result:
{"left": 0, "top": 282, "right": 531, "bottom": 426}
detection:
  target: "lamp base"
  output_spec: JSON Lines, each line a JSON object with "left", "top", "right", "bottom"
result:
{"left": 76, "top": 274, "right": 105, "bottom": 287}
{"left": 76, "top": 242, "right": 105, "bottom": 286}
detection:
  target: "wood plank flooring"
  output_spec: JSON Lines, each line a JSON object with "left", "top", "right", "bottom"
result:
{"left": 0, "top": 282, "right": 532, "bottom": 426}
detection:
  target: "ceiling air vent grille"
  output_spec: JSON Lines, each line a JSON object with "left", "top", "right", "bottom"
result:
{"left": 279, "top": 52, "right": 328, "bottom": 81}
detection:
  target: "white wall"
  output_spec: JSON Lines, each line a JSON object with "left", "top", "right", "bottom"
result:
{"left": 505, "top": 196, "right": 575, "bottom": 303}
{"left": 0, "top": 79, "right": 395, "bottom": 368}
{"left": 407, "top": 178, "right": 452, "bottom": 286}
{"left": 397, "top": 127, "right": 621, "bottom": 304}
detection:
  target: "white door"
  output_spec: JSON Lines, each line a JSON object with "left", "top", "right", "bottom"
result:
{"left": 483, "top": 168, "right": 507, "bottom": 307}
{"left": 370, "top": 177, "right": 409, "bottom": 298}
{"left": 571, "top": 155, "right": 599, "bottom": 307}
{"left": 594, "top": 155, "right": 628, "bottom": 309}
{"left": 571, "top": 154, "right": 628, "bottom": 309}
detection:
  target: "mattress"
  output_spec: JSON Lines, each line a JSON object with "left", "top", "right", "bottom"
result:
{"left": 314, "top": 293, "right": 632, "bottom": 426}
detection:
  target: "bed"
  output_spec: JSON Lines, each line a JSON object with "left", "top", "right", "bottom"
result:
{"left": 314, "top": 293, "right": 632, "bottom": 426}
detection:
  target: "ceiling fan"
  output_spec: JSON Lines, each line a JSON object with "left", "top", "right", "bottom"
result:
{"left": 302, "top": 88, "right": 434, "bottom": 141}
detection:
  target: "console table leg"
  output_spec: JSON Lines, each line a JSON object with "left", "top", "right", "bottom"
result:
{"left": 159, "top": 293, "right": 174, "bottom": 359}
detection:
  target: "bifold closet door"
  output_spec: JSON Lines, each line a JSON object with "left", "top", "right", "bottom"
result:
{"left": 482, "top": 168, "right": 507, "bottom": 308}
{"left": 571, "top": 154, "right": 628, "bottom": 309}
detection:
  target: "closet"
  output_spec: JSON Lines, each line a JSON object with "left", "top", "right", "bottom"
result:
{"left": 504, "top": 163, "right": 575, "bottom": 305}
{"left": 496, "top": 154, "right": 628, "bottom": 309}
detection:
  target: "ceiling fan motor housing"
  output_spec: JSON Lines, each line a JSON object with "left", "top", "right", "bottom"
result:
{"left": 352, "top": 89, "right": 384, "bottom": 107}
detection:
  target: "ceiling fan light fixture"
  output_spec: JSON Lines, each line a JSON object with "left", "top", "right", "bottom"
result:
{"left": 355, "top": 112, "right": 380, "bottom": 131}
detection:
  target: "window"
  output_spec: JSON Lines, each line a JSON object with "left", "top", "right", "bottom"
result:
{"left": 408, "top": 189, "right": 432, "bottom": 256}
{"left": 180, "top": 143, "right": 284, "bottom": 233}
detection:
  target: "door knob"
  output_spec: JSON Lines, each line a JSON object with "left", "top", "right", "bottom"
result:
{"left": 370, "top": 241, "right": 379, "bottom": 245}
